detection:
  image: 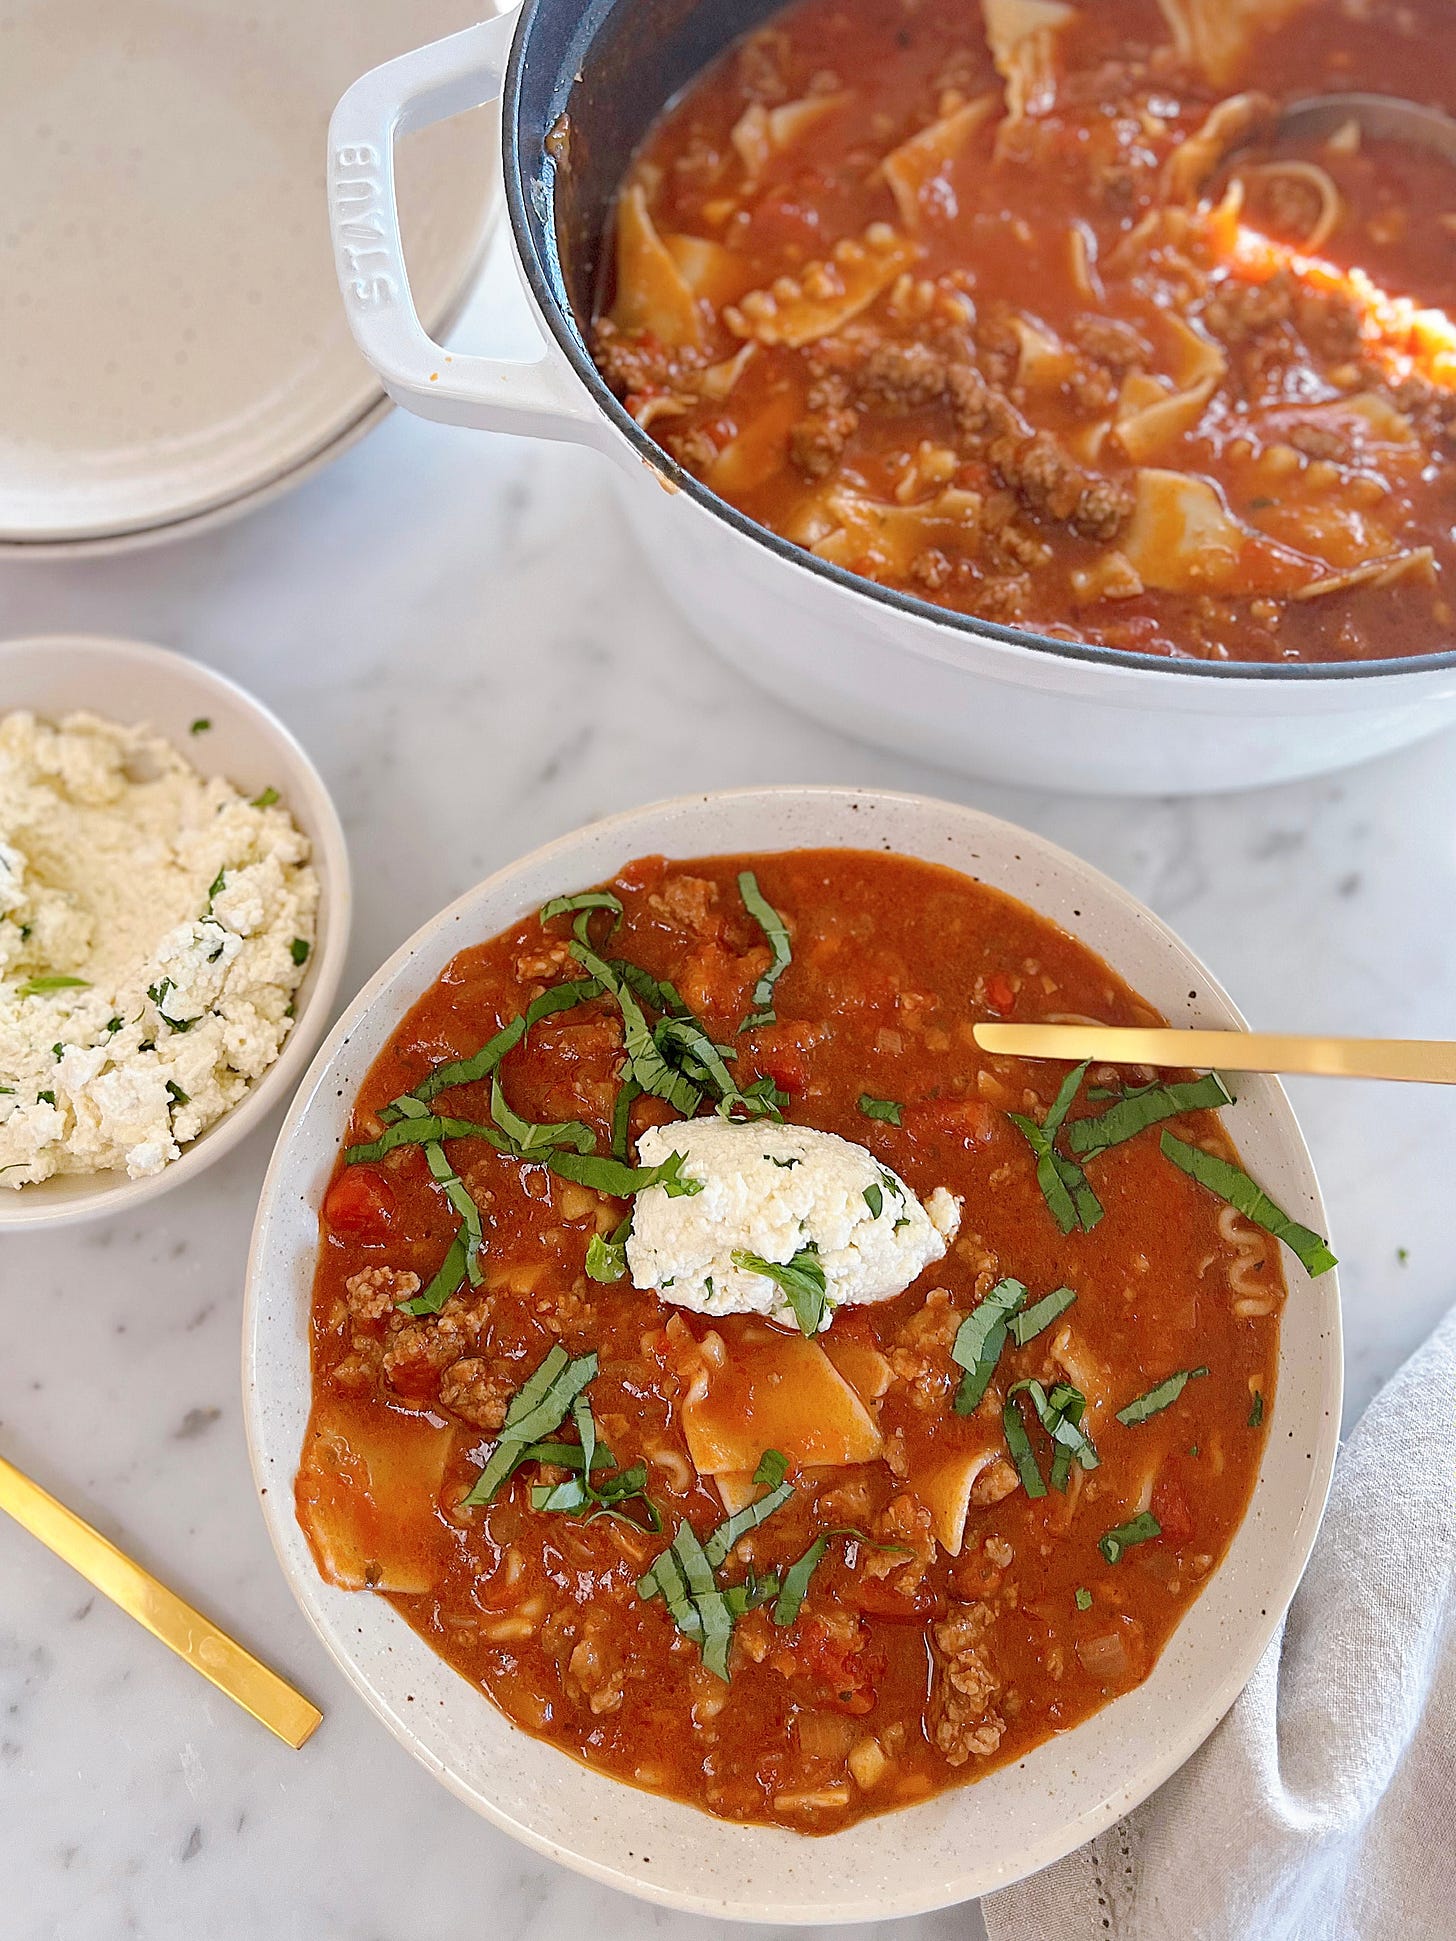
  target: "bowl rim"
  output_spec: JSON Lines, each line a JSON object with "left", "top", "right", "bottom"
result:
{"left": 0, "top": 632, "right": 353, "bottom": 1230}
{"left": 242, "top": 784, "right": 1342, "bottom": 1921}
{"left": 498, "top": 0, "right": 1456, "bottom": 688}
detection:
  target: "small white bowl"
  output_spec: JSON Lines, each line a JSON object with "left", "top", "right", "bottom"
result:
{"left": 0, "top": 633, "right": 352, "bottom": 1230}
{"left": 243, "top": 787, "right": 1341, "bottom": 1924}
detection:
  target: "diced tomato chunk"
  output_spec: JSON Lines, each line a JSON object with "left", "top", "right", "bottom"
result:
{"left": 985, "top": 970, "right": 1017, "bottom": 1017}
{"left": 754, "top": 1042, "right": 810, "bottom": 1096}
{"left": 324, "top": 1167, "right": 397, "bottom": 1241}
{"left": 1151, "top": 1470, "right": 1195, "bottom": 1547}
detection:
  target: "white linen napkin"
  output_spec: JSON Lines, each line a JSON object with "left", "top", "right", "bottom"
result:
{"left": 983, "top": 1303, "right": 1456, "bottom": 1941}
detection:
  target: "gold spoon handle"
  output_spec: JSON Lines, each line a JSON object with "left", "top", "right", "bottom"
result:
{"left": 0, "top": 1454, "right": 322, "bottom": 1749}
{"left": 972, "top": 1024, "right": 1456, "bottom": 1084}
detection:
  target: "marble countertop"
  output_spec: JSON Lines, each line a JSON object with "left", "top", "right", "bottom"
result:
{"left": 4, "top": 245, "right": 1455, "bottom": 1941}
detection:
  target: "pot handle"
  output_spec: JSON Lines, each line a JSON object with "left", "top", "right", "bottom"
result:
{"left": 327, "top": 12, "right": 610, "bottom": 449}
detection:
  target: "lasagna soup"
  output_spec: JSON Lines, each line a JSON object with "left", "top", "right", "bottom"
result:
{"left": 590, "top": 0, "right": 1456, "bottom": 662}
{"left": 298, "top": 851, "right": 1331, "bottom": 1831}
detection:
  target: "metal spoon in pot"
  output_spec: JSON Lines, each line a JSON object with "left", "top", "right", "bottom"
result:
{"left": 1272, "top": 91, "right": 1456, "bottom": 158}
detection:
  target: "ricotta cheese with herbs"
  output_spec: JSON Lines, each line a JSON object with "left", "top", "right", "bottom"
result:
{"left": 0, "top": 710, "right": 319, "bottom": 1186}
{"left": 627, "top": 1116, "right": 961, "bottom": 1332}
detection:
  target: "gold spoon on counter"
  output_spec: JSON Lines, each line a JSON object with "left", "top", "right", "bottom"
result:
{"left": 972, "top": 1024, "right": 1456, "bottom": 1084}
{"left": 0, "top": 1453, "right": 322, "bottom": 1749}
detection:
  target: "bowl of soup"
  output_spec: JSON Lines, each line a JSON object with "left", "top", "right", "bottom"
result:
{"left": 328, "top": 0, "right": 1456, "bottom": 792}
{"left": 244, "top": 786, "right": 1341, "bottom": 1919}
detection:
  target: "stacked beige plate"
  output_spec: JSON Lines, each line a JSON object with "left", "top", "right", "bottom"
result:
{"left": 0, "top": 0, "right": 502, "bottom": 556}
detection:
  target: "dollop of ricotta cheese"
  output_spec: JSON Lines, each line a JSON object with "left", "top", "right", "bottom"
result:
{"left": 626, "top": 1117, "right": 961, "bottom": 1331}
{"left": 0, "top": 710, "right": 318, "bottom": 1186}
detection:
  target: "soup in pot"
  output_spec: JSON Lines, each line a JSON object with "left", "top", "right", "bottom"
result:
{"left": 590, "top": 0, "right": 1456, "bottom": 664}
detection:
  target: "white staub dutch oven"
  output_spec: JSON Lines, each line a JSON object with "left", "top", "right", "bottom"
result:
{"left": 326, "top": 1, "right": 1456, "bottom": 795}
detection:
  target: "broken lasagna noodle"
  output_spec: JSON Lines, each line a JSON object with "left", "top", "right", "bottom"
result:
{"left": 591, "top": 0, "right": 1456, "bottom": 662}
{"left": 298, "top": 849, "right": 1295, "bottom": 1830}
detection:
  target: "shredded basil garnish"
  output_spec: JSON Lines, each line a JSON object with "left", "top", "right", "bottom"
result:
{"left": 768, "top": 1526, "right": 904, "bottom": 1628}
{"left": 402, "top": 1229, "right": 469, "bottom": 1317}
{"left": 539, "top": 890, "right": 623, "bottom": 930}
{"left": 383, "top": 977, "right": 603, "bottom": 1120}
{"left": 611, "top": 1074, "right": 639, "bottom": 1158}
{"left": 290, "top": 938, "right": 310, "bottom": 966}
{"left": 206, "top": 868, "right": 227, "bottom": 905}
{"left": 488, "top": 1075, "right": 595, "bottom": 1157}
{"left": 1116, "top": 1366, "right": 1209, "bottom": 1427}
{"left": 951, "top": 1278, "right": 1028, "bottom": 1414}
{"left": 1007, "top": 1284, "right": 1076, "bottom": 1346}
{"left": 638, "top": 1450, "right": 794, "bottom": 1679}
{"left": 1160, "top": 1132, "right": 1337, "bottom": 1276}
{"left": 732, "top": 1245, "right": 827, "bottom": 1334}
{"left": 571, "top": 941, "right": 703, "bottom": 1115}
{"left": 1098, "top": 1511, "right": 1161, "bottom": 1564}
{"left": 463, "top": 1347, "right": 599, "bottom": 1506}
{"left": 251, "top": 786, "right": 280, "bottom": 809}
{"left": 1007, "top": 1061, "right": 1103, "bottom": 1233}
{"left": 1067, "top": 1072, "right": 1232, "bottom": 1157}
{"left": 585, "top": 1215, "right": 631, "bottom": 1283}
{"left": 189, "top": 717, "right": 211, "bottom": 734}
{"left": 527, "top": 1392, "right": 661, "bottom": 1531}
{"left": 548, "top": 1146, "right": 702, "bottom": 1199}
{"left": 863, "top": 1183, "right": 883, "bottom": 1219}
{"left": 737, "top": 871, "right": 791, "bottom": 1030}
{"left": 1249, "top": 1389, "right": 1265, "bottom": 1427}
{"left": 1004, "top": 1379, "right": 1098, "bottom": 1497}
{"left": 17, "top": 975, "right": 90, "bottom": 997}
{"left": 1075, "top": 1586, "right": 1092, "bottom": 1612}
{"left": 347, "top": 1113, "right": 513, "bottom": 1165}
{"left": 165, "top": 1080, "right": 189, "bottom": 1107}
{"left": 857, "top": 1093, "right": 902, "bottom": 1125}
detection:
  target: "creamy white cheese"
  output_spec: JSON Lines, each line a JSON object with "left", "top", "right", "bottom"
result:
{"left": 626, "top": 1117, "right": 961, "bottom": 1331}
{"left": 0, "top": 710, "right": 318, "bottom": 1186}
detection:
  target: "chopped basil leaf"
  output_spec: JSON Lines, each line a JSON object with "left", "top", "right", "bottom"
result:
{"left": 585, "top": 1215, "right": 631, "bottom": 1283}
{"left": 401, "top": 1228, "right": 469, "bottom": 1317}
{"left": 951, "top": 1278, "right": 1028, "bottom": 1414}
{"left": 290, "top": 938, "right": 310, "bottom": 966}
{"left": 189, "top": 717, "right": 211, "bottom": 734}
{"left": 1249, "top": 1389, "right": 1265, "bottom": 1428}
{"left": 526, "top": 1392, "right": 661, "bottom": 1531}
{"left": 703, "top": 1458, "right": 794, "bottom": 1569}
{"left": 1004, "top": 1379, "right": 1098, "bottom": 1497}
{"left": 1160, "top": 1132, "right": 1337, "bottom": 1276}
{"left": 1116, "top": 1366, "right": 1209, "bottom": 1427}
{"left": 1008, "top": 1284, "right": 1076, "bottom": 1347}
{"left": 463, "top": 1347, "right": 599, "bottom": 1505}
{"left": 539, "top": 890, "right": 623, "bottom": 931}
{"left": 737, "top": 871, "right": 792, "bottom": 1029}
{"left": 732, "top": 1245, "right": 827, "bottom": 1335}
{"left": 385, "top": 978, "right": 602, "bottom": 1118}
{"left": 17, "top": 975, "right": 91, "bottom": 998}
{"left": 1067, "top": 1073, "right": 1232, "bottom": 1157}
{"left": 1098, "top": 1511, "right": 1161, "bottom": 1564}
{"left": 548, "top": 1146, "right": 703, "bottom": 1199}
{"left": 206, "top": 868, "right": 227, "bottom": 905}
{"left": 423, "top": 1137, "right": 485, "bottom": 1287}
{"left": 1075, "top": 1586, "right": 1092, "bottom": 1612}
{"left": 347, "top": 1113, "right": 513, "bottom": 1165}
{"left": 51, "top": 1043, "right": 63, "bottom": 1059}
{"left": 656, "top": 1014, "right": 742, "bottom": 1107}
{"left": 754, "top": 1448, "right": 788, "bottom": 1489}
{"left": 488, "top": 1075, "right": 595, "bottom": 1157}
{"left": 251, "top": 786, "right": 280, "bottom": 808}
{"left": 165, "top": 1080, "right": 189, "bottom": 1107}
{"left": 610, "top": 1074, "right": 639, "bottom": 1159}
{"left": 1007, "top": 1108, "right": 1103, "bottom": 1234}
{"left": 1043, "top": 1059, "right": 1091, "bottom": 1136}
{"left": 863, "top": 1183, "right": 883, "bottom": 1219}
{"left": 105, "top": 1016, "right": 124, "bottom": 1034}
{"left": 571, "top": 942, "right": 702, "bottom": 1115}
{"left": 36, "top": 1090, "right": 55, "bottom": 1105}
{"left": 729, "top": 1072, "right": 789, "bottom": 1121}
{"left": 769, "top": 1153, "right": 799, "bottom": 1169}
{"left": 857, "top": 1093, "right": 902, "bottom": 1125}
{"left": 146, "top": 979, "right": 195, "bottom": 1032}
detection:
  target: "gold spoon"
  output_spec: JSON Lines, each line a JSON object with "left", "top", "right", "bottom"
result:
{"left": 972, "top": 1024, "right": 1456, "bottom": 1084}
{"left": 0, "top": 1453, "right": 322, "bottom": 1749}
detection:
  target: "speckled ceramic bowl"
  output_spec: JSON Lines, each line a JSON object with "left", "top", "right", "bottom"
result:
{"left": 243, "top": 787, "right": 1341, "bottom": 1922}
{"left": 0, "top": 634, "right": 352, "bottom": 1230}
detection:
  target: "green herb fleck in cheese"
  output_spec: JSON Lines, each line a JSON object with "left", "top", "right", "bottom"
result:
{"left": 0, "top": 710, "right": 319, "bottom": 1185}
